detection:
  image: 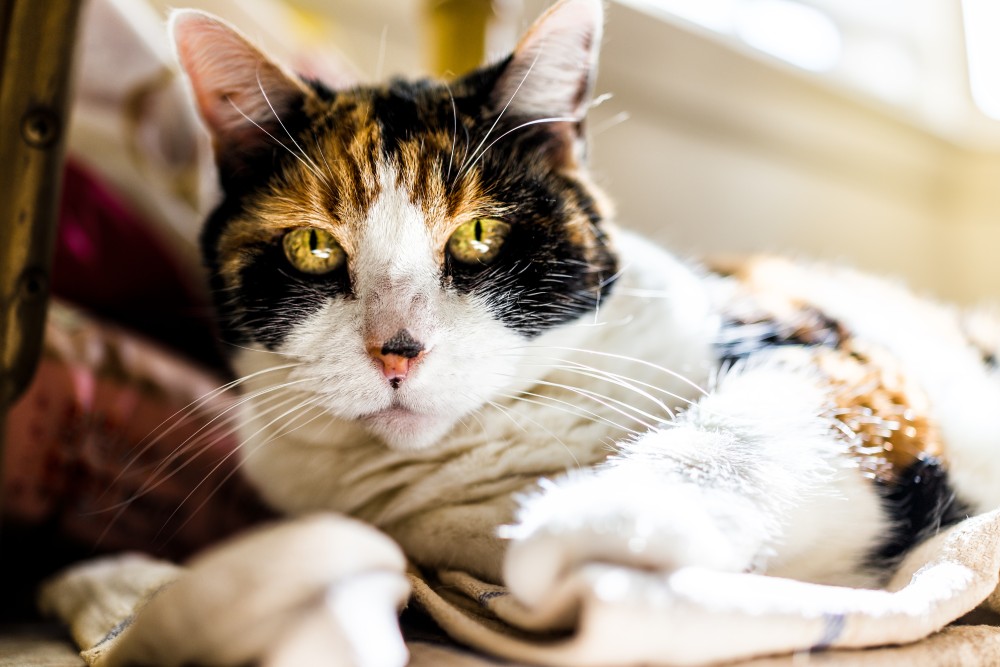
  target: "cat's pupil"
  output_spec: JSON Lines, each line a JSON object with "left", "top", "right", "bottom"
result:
{"left": 474, "top": 220, "right": 483, "bottom": 243}
{"left": 309, "top": 229, "right": 318, "bottom": 252}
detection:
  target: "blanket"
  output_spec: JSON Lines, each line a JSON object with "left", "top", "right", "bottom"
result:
{"left": 39, "top": 508, "right": 1000, "bottom": 667}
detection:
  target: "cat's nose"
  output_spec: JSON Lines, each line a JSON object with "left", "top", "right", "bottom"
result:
{"left": 367, "top": 329, "right": 425, "bottom": 388}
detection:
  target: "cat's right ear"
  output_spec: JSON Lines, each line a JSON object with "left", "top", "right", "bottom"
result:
{"left": 490, "top": 0, "right": 603, "bottom": 123}
{"left": 169, "top": 10, "right": 323, "bottom": 175}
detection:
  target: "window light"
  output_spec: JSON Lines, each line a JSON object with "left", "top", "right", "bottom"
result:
{"left": 963, "top": 0, "right": 1000, "bottom": 121}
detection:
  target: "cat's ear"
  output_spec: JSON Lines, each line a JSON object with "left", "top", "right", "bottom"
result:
{"left": 169, "top": 10, "right": 329, "bottom": 174}
{"left": 492, "top": 0, "right": 602, "bottom": 122}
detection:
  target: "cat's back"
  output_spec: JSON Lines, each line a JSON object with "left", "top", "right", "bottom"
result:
{"left": 711, "top": 255, "right": 1000, "bottom": 515}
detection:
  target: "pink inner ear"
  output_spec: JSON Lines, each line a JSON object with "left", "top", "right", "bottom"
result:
{"left": 171, "top": 11, "right": 310, "bottom": 148}
{"left": 493, "top": 0, "right": 602, "bottom": 119}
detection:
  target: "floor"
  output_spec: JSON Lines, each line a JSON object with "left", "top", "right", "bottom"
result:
{"left": 5, "top": 624, "right": 1000, "bottom": 667}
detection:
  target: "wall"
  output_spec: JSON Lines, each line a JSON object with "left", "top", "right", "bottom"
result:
{"left": 267, "top": 0, "right": 1000, "bottom": 304}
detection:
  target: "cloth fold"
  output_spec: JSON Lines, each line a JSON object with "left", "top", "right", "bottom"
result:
{"left": 39, "top": 515, "right": 410, "bottom": 667}
{"left": 40, "top": 509, "right": 1000, "bottom": 666}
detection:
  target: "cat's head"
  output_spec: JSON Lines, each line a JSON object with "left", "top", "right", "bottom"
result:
{"left": 171, "top": 0, "right": 618, "bottom": 450}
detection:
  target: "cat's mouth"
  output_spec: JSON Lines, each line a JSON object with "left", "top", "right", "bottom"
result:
{"left": 360, "top": 405, "right": 454, "bottom": 450}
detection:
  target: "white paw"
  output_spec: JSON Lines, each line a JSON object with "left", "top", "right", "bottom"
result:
{"left": 502, "top": 471, "right": 763, "bottom": 607}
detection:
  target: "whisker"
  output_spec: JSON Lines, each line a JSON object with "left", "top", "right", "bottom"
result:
{"left": 143, "top": 377, "right": 313, "bottom": 475}
{"left": 226, "top": 96, "right": 325, "bottom": 182}
{"left": 255, "top": 69, "right": 325, "bottom": 179}
{"left": 514, "top": 355, "right": 692, "bottom": 413}
{"left": 508, "top": 376, "right": 662, "bottom": 431}
{"left": 159, "top": 396, "right": 329, "bottom": 545}
{"left": 522, "top": 346, "right": 711, "bottom": 398}
{"left": 93, "top": 392, "right": 306, "bottom": 540}
{"left": 443, "top": 80, "right": 459, "bottom": 181}
{"left": 487, "top": 400, "right": 581, "bottom": 469}
{"left": 146, "top": 390, "right": 306, "bottom": 481}
{"left": 591, "top": 110, "right": 630, "bottom": 136}
{"left": 498, "top": 391, "right": 639, "bottom": 436}
{"left": 460, "top": 116, "right": 578, "bottom": 179}
{"left": 98, "top": 363, "right": 305, "bottom": 502}
{"left": 314, "top": 135, "right": 338, "bottom": 185}
{"left": 460, "top": 41, "right": 546, "bottom": 174}
{"left": 540, "top": 362, "right": 677, "bottom": 420}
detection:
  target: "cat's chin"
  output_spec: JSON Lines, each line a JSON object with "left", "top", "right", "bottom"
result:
{"left": 361, "top": 407, "right": 455, "bottom": 451}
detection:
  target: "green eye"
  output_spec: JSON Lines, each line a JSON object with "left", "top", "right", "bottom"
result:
{"left": 448, "top": 218, "right": 511, "bottom": 264}
{"left": 282, "top": 227, "right": 345, "bottom": 274}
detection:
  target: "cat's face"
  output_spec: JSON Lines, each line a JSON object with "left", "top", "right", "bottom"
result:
{"left": 172, "top": 0, "right": 616, "bottom": 450}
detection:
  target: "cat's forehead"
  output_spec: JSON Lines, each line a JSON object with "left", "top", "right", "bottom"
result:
{"left": 216, "top": 95, "right": 491, "bottom": 272}
{"left": 220, "top": 80, "right": 489, "bottom": 239}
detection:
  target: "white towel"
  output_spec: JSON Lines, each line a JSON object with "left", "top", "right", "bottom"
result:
{"left": 40, "top": 509, "right": 1000, "bottom": 666}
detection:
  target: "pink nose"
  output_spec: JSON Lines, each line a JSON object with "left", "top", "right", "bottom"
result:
{"left": 367, "top": 329, "right": 425, "bottom": 388}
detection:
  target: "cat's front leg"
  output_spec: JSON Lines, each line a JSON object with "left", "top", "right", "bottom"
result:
{"left": 503, "top": 356, "right": 889, "bottom": 605}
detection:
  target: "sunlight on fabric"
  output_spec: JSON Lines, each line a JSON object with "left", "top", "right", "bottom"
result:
{"left": 962, "top": 0, "right": 1000, "bottom": 121}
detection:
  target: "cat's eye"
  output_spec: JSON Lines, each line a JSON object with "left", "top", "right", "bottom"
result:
{"left": 448, "top": 218, "right": 511, "bottom": 265}
{"left": 282, "top": 227, "right": 345, "bottom": 275}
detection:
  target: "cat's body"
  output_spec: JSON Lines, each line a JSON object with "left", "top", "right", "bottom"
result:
{"left": 169, "top": 0, "right": 1000, "bottom": 615}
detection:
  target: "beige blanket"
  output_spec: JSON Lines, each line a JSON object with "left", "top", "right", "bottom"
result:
{"left": 39, "top": 509, "right": 1000, "bottom": 666}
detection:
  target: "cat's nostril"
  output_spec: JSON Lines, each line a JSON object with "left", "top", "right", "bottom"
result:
{"left": 380, "top": 329, "right": 424, "bottom": 359}
{"left": 367, "top": 329, "right": 427, "bottom": 387}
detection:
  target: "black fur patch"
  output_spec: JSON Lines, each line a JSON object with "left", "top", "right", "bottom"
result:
{"left": 872, "top": 455, "right": 970, "bottom": 562}
{"left": 715, "top": 309, "right": 843, "bottom": 368}
{"left": 233, "top": 242, "right": 353, "bottom": 348}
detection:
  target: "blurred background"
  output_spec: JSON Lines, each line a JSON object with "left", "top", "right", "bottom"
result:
{"left": 99, "top": 0, "right": 999, "bottom": 305}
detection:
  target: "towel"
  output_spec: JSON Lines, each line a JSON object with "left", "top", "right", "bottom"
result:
{"left": 39, "top": 508, "right": 1000, "bottom": 666}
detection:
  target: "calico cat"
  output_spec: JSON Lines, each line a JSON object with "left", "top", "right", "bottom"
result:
{"left": 170, "top": 0, "right": 1000, "bottom": 608}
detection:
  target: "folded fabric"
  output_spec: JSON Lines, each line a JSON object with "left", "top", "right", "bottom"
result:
{"left": 40, "top": 508, "right": 1000, "bottom": 666}
{"left": 3, "top": 301, "right": 272, "bottom": 561}
{"left": 39, "top": 516, "right": 410, "bottom": 667}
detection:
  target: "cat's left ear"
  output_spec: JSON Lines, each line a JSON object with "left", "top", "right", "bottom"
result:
{"left": 169, "top": 10, "right": 341, "bottom": 177}
{"left": 491, "top": 0, "right": 603, "bottom": 125}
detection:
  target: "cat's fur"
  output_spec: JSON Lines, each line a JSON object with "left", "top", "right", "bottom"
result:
{"left": 171, "top": 0, "right": 1000, "bottom": 606}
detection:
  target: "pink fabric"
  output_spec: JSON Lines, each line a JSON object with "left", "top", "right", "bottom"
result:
{"left": 52, "top": 158, "right": 222, "bottom": 368}
{"left": 3, "top": 304, "right": 272, "bottom": 560}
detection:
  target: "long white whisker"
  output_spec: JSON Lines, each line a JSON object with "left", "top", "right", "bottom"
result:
{"left": 541, "top": 363, "right": 677, "bottom": 420}
{"left": 592, "top": 110, "right": 630, "bottom": 136}
{"left": 99, "top": 363, "right": 305, "bottom": 501}
{"left": 509, "top": 355, "right": 692, "bottom": 413}
{"left": 460, "top": 41, "right": 546, "bottom": 173}
{"left": 95, "top": 381, "right": 313, "bottom": 519}
{"left": 512, "top": 376, "right": 662, "bottom": 431}
{"left": 158, "top": 396, "right": 328, "bottom": 544}
{"left": 255, "top": 69, "right": 325, "bottom": 179}
{"left": 444, "top": 80, "right": 459, "bottom": 181}
{"left": 523, "top": 346, "right": 711, "bottom": 397}
{"left": 488, "top": 400, "right": 581, "bottom": 469}
{"left": 314, "top": 136, "right": 338, "bottom": 185}
{"left": 146, "top": 390, "right": 306, "bottom": 481}
{"left": 498, "top": 391, "right": 639, "bottom": 436}
{"left": 227, "top": 96, "right": 325, "bottom": 182}
{"left": 460, "top": 116, "right": 578, "bottom": 178}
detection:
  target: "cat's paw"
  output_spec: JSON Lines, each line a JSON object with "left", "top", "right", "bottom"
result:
{"left": 502, "top": 469, "right": 764, "bottom": 607}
